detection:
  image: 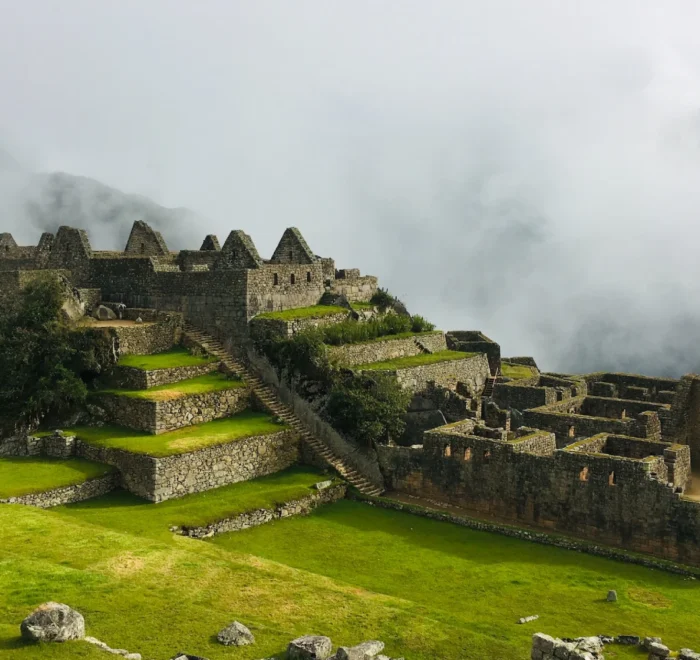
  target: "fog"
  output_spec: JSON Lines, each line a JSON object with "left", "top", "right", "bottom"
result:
{"left": 2, "top": 1, "right": 700, "bottom": 376}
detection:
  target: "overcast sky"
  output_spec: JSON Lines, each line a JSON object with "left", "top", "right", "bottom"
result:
{"left": 2, "top": 1, "right": 700, "bottom": 376}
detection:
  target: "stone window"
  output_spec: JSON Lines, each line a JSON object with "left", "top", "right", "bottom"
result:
{"left": 307, "top": 271, "right": 312, "bottom": 282}
{"left": 608, "top": 471, "right": 617, "bottom": 486}
{"left": 290, "top": 273, "right": 296, "bottom": 284}
{"left": 443, "top": 444, "right": 451, "bottom": 458}
{"left": 579, "top": 466, "right": 589, "bottom": 482}
{"left": 232, "top": 249, "right": 238, "bottom": 261}
{"left": 273, "top": 273, "right": 279, "bottom": 286}
{"left": 483, "top": 449, "right": 491, "bottom": 463}
{"left": 464, "top": 447, "right": 472, "bottom": 462}
{"left": 140, "top": 243, "right": 146, "bottom": 254}
{"left": 568, "top": 425, "right": 575, "bottom": 438}
{"left": 289, "top": 249, "right": 294, "bottom": 260}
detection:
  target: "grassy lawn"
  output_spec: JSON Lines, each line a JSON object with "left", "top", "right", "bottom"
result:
{"left": 2, "top": 497, "right": 700, "bottom": 659}
{"left": 0, "top": 458, "right": 113, "bottom": 499}
{"left": 255, "top": 305, "right": 348, "bottom": 321}
{"left": 358, "top": 349, "right": 474, "bottom": 371}
{"left": 65, "top": 411, "right": 288, "bottom": 457}
{"left": 116, "top": 347, "right": 218, "bottom": 370}
{"left": 351, "top": 301, "right": 375, "bottom": 310}
{"left": 96, "top": 372, "right": 244, "bottom": 401}
{"left": 57, "top": 467, "right": 332, "bottom": 542}
{"left": 501, "top": 362, "right": 537, "bottom": 380}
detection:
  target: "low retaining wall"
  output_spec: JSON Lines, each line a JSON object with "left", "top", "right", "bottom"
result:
{"left": 92, "top": 386, "right": 249, "bottom": 434}
{"left": 328, "top": 333, "right": 446, "bottom": 366}
{"left": 365, "top": 353, "right": 491, "bottom": 396}
{"left": 250, "top": 312, "right": 350, "bottom": 342}
{"left": 79, "top": 430, "right": 301, "bottom": 502}
{"left": 112, "top": 311, "right": 183, "bottom": 355}
{"left": 177, "top": 483, "right": 346, "bottom": 538}
{"left": 0, "top": 473, "right": 118, "bottom": 508}
{"left": 110, "top": 362, "right": 220, "bottom": 390}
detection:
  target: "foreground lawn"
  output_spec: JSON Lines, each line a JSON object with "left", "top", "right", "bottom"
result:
{"left": 358, "top": 349, "right": 474, "bottom": 370}
{"left": 0, "top": 458, "right": 112, "bottom": 499}
{"left": 96, "top": 372, "right": 244, "bottom": 401}
{"left": 58, "top": 467, "right": 331, "bottom": 542}
{"left": 255, "top": 305, "right": 348, "bottom": 321}
{"left": 65, "top": 411, "right": 288, "bottom": 456}
{"left": 501, "top": 362, "right": 538, "bottom": 380}
{"left": 116, "top": 347, "right": 218, "bottom": 370}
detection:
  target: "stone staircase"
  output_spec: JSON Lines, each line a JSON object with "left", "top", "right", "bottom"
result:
{"left": 183, "top": 323, "right": 384, "bottom": 496}
{"left": 482, "top": 374, "right": 498, "bottom": 398}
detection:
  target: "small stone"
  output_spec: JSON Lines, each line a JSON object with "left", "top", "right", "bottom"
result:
{"left": 287, "top": 635, "right": 333, "bottom": 659}
{"left": 20, "top": 602, "right": 85, "bottom": 642}
{"left": 616, "top": 635, "right": 641, "bottom": 645}
{"left": 94, "top": 304, "right": 117, "bottom": 320}
{"left": 518, "top": 615, "right": 539, "bottom": 624}
{"left": 216, "top": 621, "right": 255, "bottom": 646}
{"left": 335, "top": 640, "right": 385, "bottom": 659}
{"left": 135, "top": 317, "right": 143, "bottom": 324}
{"left": 315, "top": 480, "right": 334, "bottom": 491}
{"left": 607, "top": 589, "right": 617, "bottom": 602}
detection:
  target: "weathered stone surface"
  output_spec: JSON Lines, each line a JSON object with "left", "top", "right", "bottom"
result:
{"left": 95, "top": 304, "right": 117, "bottom": 320}
{"left": 20, "top": 602, "right": 85, "bottom": 642}
{"left": 648, "top": 641, "right": 670, "bottom": 658}
{"left": 607, "top": 590, "right": 617, "bottom": 601}
{"left": 169, "top": 654, "right": 209, "bottom": 660}
{"left": 679, "top": 649, "right": 700, "bottom": 660}
{"left": 643, "top": 637, "right": 662, "bottom": 649}
{"left": 0, "top": 472, "right": 117, "bottom": 508}
{"left": 216, "top": 620, "right": 255, "bottom": 646}
{"left": 335, "top": 640, "right": 385, "bottom": 660}
{"left": 315, "top": 480, "right": 334, "bottom": 491}
{"left": 84, "top": 635, "right": 142, "bottom": 658}
{"left": 616, "top": 635, "right": 641, "bottom": 645}
{"left": 287, "top": 635, "right": 333, "bottom": 659}
{"left": 518, "top": 615, "right": 539, "bottom": 624}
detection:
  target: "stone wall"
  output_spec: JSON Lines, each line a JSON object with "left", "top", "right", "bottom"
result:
{"left": 177, "top": 483, "right": 346, "bottom": 537}
{"left": 246, "top": 264, "right": 327, "bottom": 319}
{"left": 0, "top": 473, "right": 118, "bottom": 508}
{"left": 111, "top": 312, "right": 182, "bottom": 355}
{"left": 110, "top": 362, "right": 220, "bottom": 390}
{"left": 365, "top": 353, "right": 491, "bottom": 396}
{"left": 377, "top": 427, "right": 700, "bottom": 566}
{"left": 328, "top": 333, "right": 446, "bottom": 366}
{"left": 329, "top": 274, "right": 378, "bottom": 302}
{"left": 446, "top": 330, "right": 501, "bottom": 375}
{"left": 493, "top": 383, "right": 558, "bottom": 411}
{"left": 250, "top": 311, "right": 349, "bottom": 342}
{"left": 92, "top": 385, "right": 250, "bottom": 434}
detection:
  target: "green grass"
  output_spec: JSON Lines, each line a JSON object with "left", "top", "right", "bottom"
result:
{"left": 3, "top": 496, "right": 700, "bottom": 660}
{"left": 116, "top": 347, "right": 218, "bottom": 370}
{"left": 358, "top": 350, "right": 474, "bottom": 371}
{"left": 255, "top": 305, "right": 348, "bottom": 321}
{"left": 96, "top": 372, "right": 245, "bottom": 401}
{"left": 64, "top": 411, "right": 288, "bottom": 457}
{"left": 501, "top": 362, "right": 537, "bottom": 380}
{"left": 351, "top": 301, "right": 375, "bottom": 310}
{"left": 0, "top": 457, "right": 112, "bottom": 498}
{"left": 58, "top": 466, "right": 331, "bottom": 542}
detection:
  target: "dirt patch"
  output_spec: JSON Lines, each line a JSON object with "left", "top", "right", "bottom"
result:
{"left": 627, "top": 586, "right": 672, "bottom": 609}
{"left": 104, "top": 552, "right": 147, "bottom": 577}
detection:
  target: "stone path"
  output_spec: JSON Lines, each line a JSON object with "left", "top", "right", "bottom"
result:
{"left": 183, "top": 324, "right": 383, "bottom": 496}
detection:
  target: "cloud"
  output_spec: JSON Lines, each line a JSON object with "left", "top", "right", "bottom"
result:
{"left": 1, "top": 1, "right": 700, "bottom": 375}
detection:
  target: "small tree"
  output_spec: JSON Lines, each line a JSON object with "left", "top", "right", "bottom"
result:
{"left": 0, "top": 277, "right": 88, "bottom": 431}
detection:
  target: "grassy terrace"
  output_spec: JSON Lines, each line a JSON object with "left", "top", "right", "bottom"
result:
{"left": 2, "top": 496, "right": 700, "bottom": 659}
{"left": 97, "top": 372, "right": 244, "bottom": 401}
{"left": 351, "top": 301, "right": 375, "bottom": 310}
{"left": 358, "top": 349, "right": 474, "bottom": 371}
{"left": 58, "top": 466, "right": 331, "bottom": 541}
{"left": 501, "top": 362, "right": 538, "bottom": 381}
{"left": 255, "top": 305, "right": 348, "bottom": 321}
{"left": 346, "top": 330, "right": 443, "bottom": 345}
{"left": 65, "top": 411, "right": 288, "bottom": 457}
{"left": 116, "top": 347, "right": 218, "bottom": 370}
{"left": 0, "top": 457, "right": 113, "bottom": 499}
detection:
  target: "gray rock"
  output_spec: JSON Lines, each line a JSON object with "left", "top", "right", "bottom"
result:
{"left": 615, "top": 635, "right": 641, "bottom": 645}
{"left": 518, "top": 615, "right": 539, "bottom": 624}
{"left": 20, "top": 602, "right": 85, "bottom": 642}
{"left": 169, "top": 655, "right": 209, "bottom": 660}
{"left": 648, "top": 642, "right": 670, "bottom": 658}
{"left": 217, "top": 621, "right": 255, "bottom": 646}
{"left": 679, "top": 650, "right": 700, "bottom": 660}
{"left": 288, "top": 635, "right": 333, "bottom": 659}
{"left": 643, "top": 637, "right": 663, "bottom": 649}
{"left": 532, "top": 633, "right": 555, "bottom": 654}
{"left": 135, "top": 316, "right": 143, "bottom": 324}
{"left": 335, "top": 640, "right": 385, "bottom": 659}
{"left": 315, "top": 480, "right": 334, "bottom": 491}
{"left": 607, "top": 589, "right": 617, "bottom": 601}
{"left": 573, "top": 636, "right": 603, "bottom": 654}
{"left": 94, "top": 305, "right": 117, "bottom": 321}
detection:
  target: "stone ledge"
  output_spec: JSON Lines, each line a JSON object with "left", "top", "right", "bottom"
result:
{"left": 176, "top": 483, "right": 346, "bottom": 538}
{"left": 0, "top": 473, "right": 118, "bottom": 508}
{"left": 110, "top": 362, "right": 221, "bottom": 390}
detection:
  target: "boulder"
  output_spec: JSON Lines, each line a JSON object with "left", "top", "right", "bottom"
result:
{"left": 679, "top": 650, "right": 700, "bottom": 660}
{"left": 616, "top": 635, "right": 641, "bottom": 645}
{"left": 532, "top": 633, "right": 556, "bottom": 655}
{"left": 335, "top": 640, "right": 385, "bottom": 660}
{"left": 169, "top": 655, "right": 209, "bottom": 660}
{"left": 572, "top": 636, "right": 603, "bottom": 654}
{"left": 287, "top": 635, "right": 333, "bottom": 659}
{"left": 648, "top": 642, "right": 670, "bottom": 658}
{"left": 607, "top": 590, "right": 617, "bottom": 602}
{"left": 20, "top": 602, "right": 85, "bottom": 642}
{"left": 643, "top": 637, "right": 663, "bottom": 650}
{"left": 94, "top": 305, "right": 117, "bottom": 321}
{"left": 217, "top": 621, "right": 255, "bottom": 646}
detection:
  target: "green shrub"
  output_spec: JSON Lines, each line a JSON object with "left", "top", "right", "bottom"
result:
{"left": 370, "top": 287, "right": 395, "bottom": 311}
{"left": 410, "top": 315, "right": 436, "bottom": 333}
